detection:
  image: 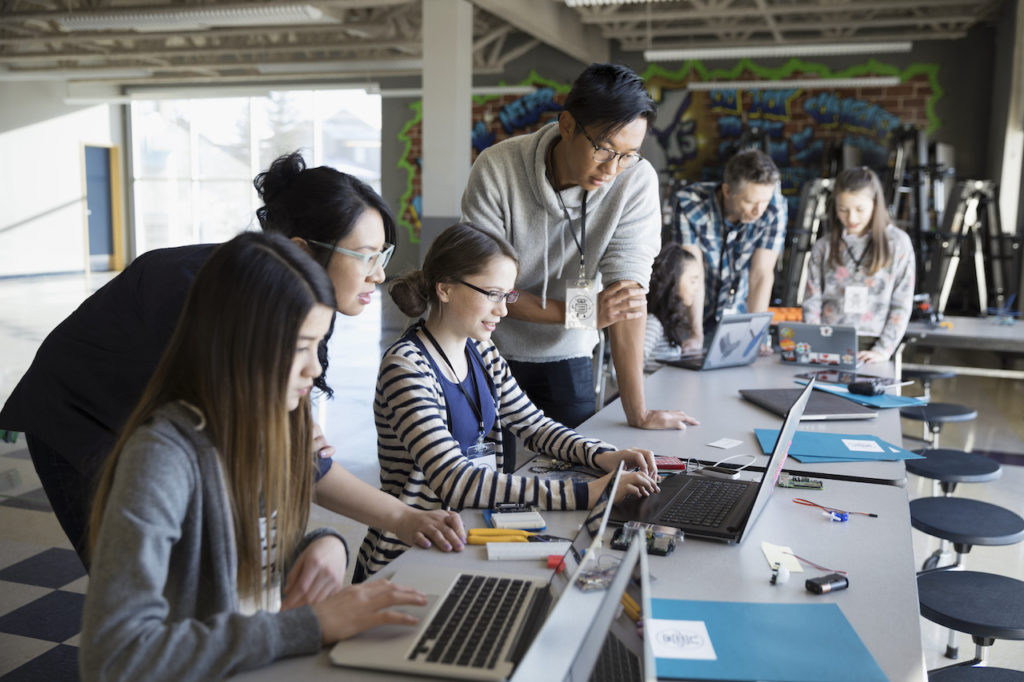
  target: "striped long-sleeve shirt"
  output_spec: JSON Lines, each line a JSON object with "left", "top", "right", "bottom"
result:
{"left": 355, "top": 333, "right": 615, "bottom": 579}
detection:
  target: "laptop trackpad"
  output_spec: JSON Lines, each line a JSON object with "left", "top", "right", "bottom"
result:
{"left": 355, "top": 593, "right": 440, "bottom": 642}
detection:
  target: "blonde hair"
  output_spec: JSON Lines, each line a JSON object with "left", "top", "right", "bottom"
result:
{"left": 89, "top": 232, "right": 337, "bottom": 605}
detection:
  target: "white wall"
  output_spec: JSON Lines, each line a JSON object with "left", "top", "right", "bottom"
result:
{"left": 0, "top": 82, "right": 120, "bottom": 277}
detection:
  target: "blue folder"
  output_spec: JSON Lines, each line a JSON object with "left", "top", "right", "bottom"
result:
{"left": 651, "top": 599, "right": 887, "bottom": 681}
{"left": 794, "top": 379, "right": 927, "bottom": 408}
{"left": 754, "top": 428, "right": 925, "bottom": 463}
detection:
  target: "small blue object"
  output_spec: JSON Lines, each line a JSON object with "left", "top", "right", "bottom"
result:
{"left": 824, "top": 511, "right": 849, "bottom": 522}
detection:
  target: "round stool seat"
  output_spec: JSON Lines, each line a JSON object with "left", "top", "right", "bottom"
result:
{"left": 929, "top": 666, "right": 1024, "bottom": 681}
{"left": 910, "top": 498, "right": 1024, "bottom": 546}
{"left": 918, "top": 571, "right": 1024, "bottom": 641}
{"left": 901, "top": 403, "right": 979, "bottom": 424}
{"left": 903, "top": 368, "right": 957, "bottom": 383}
{"left": 907, "top": 449, "right": 1003, "bottom": 484}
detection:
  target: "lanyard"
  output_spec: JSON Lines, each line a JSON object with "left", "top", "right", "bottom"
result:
{"left": 842, "top": 237, "right": 869, "bottom": 274}
{"left": 420, "top": 324, "right": 486, "bottom": 444}
{"left": 548, "top": 138, "right": 588, "bottom": 280}
{"left": 555, "top": 190, "right": 588, "bottom": 281}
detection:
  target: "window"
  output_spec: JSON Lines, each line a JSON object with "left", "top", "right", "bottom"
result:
{"left": 130, "top": 88, "right": 381, "bottom": 254}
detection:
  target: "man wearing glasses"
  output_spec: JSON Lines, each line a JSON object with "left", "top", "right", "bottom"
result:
{"left": 462, "top": 63, "right": 698, "bottom": 433}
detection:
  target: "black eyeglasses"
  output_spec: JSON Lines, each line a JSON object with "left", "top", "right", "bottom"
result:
{"left": 455, "top": 279, "right": 520, "bottom": 304}
{"left": 579, "top": 127, "right": 642, "bottom": 169}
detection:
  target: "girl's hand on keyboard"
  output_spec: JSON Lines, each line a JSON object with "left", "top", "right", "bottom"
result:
{"left": 313, "top": 580, "right": 428, "bottom": 644}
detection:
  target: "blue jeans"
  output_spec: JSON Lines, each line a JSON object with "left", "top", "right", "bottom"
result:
{"left": 505, "top": 357, "right": 595, "bottom": 429}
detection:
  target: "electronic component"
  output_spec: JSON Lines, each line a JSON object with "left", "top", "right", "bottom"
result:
{"left": 806, "top": 573, "right": 849, "bottom": 594}
{"left": 698, "top": 465, "right": 741, "bottom": 480}
{"left": 777, "top": 473, "right": 824, "bottom": 490}
{"left": 611, "top": 522, "right": 682, "bottom": 556}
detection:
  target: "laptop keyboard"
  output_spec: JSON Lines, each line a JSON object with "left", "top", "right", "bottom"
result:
{"left": 590, "top": 631, "right": 641, "bottom": 682}
{"left": 409, "top": 574, "right": 533, "bottom": 669}
{"left": 660, "top": 478, "right": 748, "bottom": 527}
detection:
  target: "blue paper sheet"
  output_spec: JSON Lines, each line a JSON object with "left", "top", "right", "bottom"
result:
{"left": 650, "top": 599, "right": 887, "bottom": 681}
{"left": 755, "top": 429, "right": 925, "bottom": 462}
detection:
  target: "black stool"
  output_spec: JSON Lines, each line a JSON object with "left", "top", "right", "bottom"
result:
{"left": 902, "top": 368, "right": 957, "bottom": 402}
{"left": 901, "top": 403, "right": 978, "bottom": 448}
{"left": 911, "top": 498, "right": 1024, "bottom": 657}
{"left": 907, "top": 449, "right": 1003, "bottom": 569}
{"left": 918, "top": 570, "right": 1024, "bottom": 671}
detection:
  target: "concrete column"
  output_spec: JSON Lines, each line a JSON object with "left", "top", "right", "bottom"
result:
{"left": 421, "top": 0, "right": 472, "bottom": 254}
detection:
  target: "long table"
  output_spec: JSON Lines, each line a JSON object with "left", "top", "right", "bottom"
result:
{"left": 234, "top": 478, "right": 924, "bottom": 681}
{"left": 232, "top": 358, "right": 926, "bottom": 681}
{"left": 585, "top": 358, "right": 908, "bottom": 486}
{"left": 899, "top": 315, "right": 1024, "bottom": 380}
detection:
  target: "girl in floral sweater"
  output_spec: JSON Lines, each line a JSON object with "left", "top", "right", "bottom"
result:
{"left": 802, "top": 167, "right": 915, "bottom": 363}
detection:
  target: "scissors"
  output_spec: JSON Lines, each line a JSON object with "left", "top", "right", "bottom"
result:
{"left": 466, "top": 528, "right": 566, "bottom": 545}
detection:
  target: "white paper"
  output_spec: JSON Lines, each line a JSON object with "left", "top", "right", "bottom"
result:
{"left": 761, "top": 541, "right": 803, "bottom": 572}
{"left": 648, "top": 619, "right": 717, "bottom": 660}
{"left": 707, "top": 437, "right": 743, "bottom": 449}
{"left": 841, "top": 438, "right": 884, "bottom": 453}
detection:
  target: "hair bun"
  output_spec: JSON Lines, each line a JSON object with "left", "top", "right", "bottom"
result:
{"left": 389, "top": 270, "right": 429, "bottom": 317}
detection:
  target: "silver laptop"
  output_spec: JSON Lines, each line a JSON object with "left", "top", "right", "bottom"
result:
{"left": 658, "top": 312, "right": 773, "bottom": 371}
{"left": 777, "top": 322, "right": 859, "bottom": 370}
{"left": 329, "top": 465, "right": 626, "bottom": 681}
{"left": 610, "top": 380, "right": 815, "bottom": 543}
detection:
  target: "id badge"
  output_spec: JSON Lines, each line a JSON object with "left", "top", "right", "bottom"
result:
{"left": 466, "top": 440, "right": 498, "bottom": 471}
{"left": 844, "top": 285, "right": 869, "bottom": 314}
{"left": 565, "top": 278, "right": 598, "bottom": 330}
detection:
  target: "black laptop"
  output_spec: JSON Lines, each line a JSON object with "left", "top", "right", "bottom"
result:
{"left": 610, "top": 380, "right": 815, "bottom": 543}
{"left": 740, "top": 387, "right": 877, "bottom": 421}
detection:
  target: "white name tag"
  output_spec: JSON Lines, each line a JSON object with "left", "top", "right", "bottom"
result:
{"left": 466, "top": 440, "right": 498, "bottom": 471}
{"left": 565, "top": 278, "right": 598, "bottom": 330}
{"left": 844, "top": 285, "right": 869, "bottom": 314}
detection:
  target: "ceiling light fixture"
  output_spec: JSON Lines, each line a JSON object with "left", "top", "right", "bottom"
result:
{"left": 645, "top": 41, "right": 912, "bottom": 62}
{"left": 565, "top": 0, "right": 671, "bottom": 5}
{"left": 57, "top": 4, "right": 333, "bottom": 32}
{"left": 0, "top": 66, "right": 154, "bottom": 81}
{"left": 376, "top": 85, "right": 538, "bottom": 98}
{"left": 684, "top": 76, "right": 901, "bottom": 91}
{"left": 256, "top": 59, "right": 423, "bottom": 75}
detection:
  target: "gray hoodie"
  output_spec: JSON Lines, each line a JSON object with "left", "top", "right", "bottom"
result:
{"left": 462, "top": 122, "right": 661, "bottom": 362}
{"left": 80, "top": 402, "right": 323, "bottom": 682}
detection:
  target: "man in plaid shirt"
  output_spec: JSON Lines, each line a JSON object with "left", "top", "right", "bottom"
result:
{"left": 675, "top": 150, "right": 787, "bottom": 352}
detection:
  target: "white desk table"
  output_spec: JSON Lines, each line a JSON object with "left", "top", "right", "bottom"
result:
{"left": 233, "top": 474, "right": 925, "bottom": 681}
{"left": 585, "top": 357, "right": 909, "bottom": 486}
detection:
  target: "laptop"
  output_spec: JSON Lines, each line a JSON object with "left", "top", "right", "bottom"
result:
{"left": 610, "top": 380, "right": 815, "bottom": 543}
{"left": 776, "top": 322, "right": 859, "bottom": 370}
{"left": 581, "top": 533, "right": 657, "bottom": 682}
{"left": 658, "top": 312, "right": 773, "bottom": 371}
{"left": 740, "top": 387, "right": 877, "bottom": 421}
{"left": 329, "top": 465, "right": 626, "bottom": 681}
{"left": 514, "top": 530, "right": 655, "bottom": 682}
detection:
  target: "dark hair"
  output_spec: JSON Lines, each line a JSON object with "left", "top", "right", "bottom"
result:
{"left": 564, "top": 63, "right": 657, "bottom": 139}
{"left": 90, "top": 232, "right": 336, "bottom": 601}
{"left": 647, "top": 243, "right": 699, "bottom": 348}
{"left": 390, "top": 223, "right": 519, "bottom": 318}
{"left": 827, "top": 167, "right": 892, "bottom": 275}
{"left": 254, "top": 151, "right": 397, "bottom": 270}
{"left": 723, "top": 149, "right": 780, "bottom": 189}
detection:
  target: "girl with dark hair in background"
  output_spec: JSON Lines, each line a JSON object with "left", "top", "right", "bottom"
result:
{"left": 644, "top": 242, "right": 703, "bottom": 368}
{"left": 356, "top": 222, "right": 659, "bottom": 579}
{"left": 0, "top": 151, "right": 464, "bottom": 569}
{"left": 802, "top": 167, "right": 915, "bottom": 363}
{"left": 81, "top": 233, "right": 430, "bottom": 682}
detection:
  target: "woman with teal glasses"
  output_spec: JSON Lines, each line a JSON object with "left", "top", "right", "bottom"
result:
{"left": 0, "top": 151, "right": 466, "bottom": 578}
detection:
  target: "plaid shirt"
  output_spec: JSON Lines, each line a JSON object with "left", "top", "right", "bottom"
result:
{"left": 675, "top": 182, "right": 787, "bottom": 324}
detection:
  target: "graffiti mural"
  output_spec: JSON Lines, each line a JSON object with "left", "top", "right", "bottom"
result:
{"left": 396, "top": 60, "right": 940, "bottom": 241}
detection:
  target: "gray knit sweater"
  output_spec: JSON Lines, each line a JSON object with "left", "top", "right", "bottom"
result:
{"left": 461, "top": 122, "right": 661, "bottom": 362}
{"left": 80, "top": 402, "right": 323, "bottom": 682}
